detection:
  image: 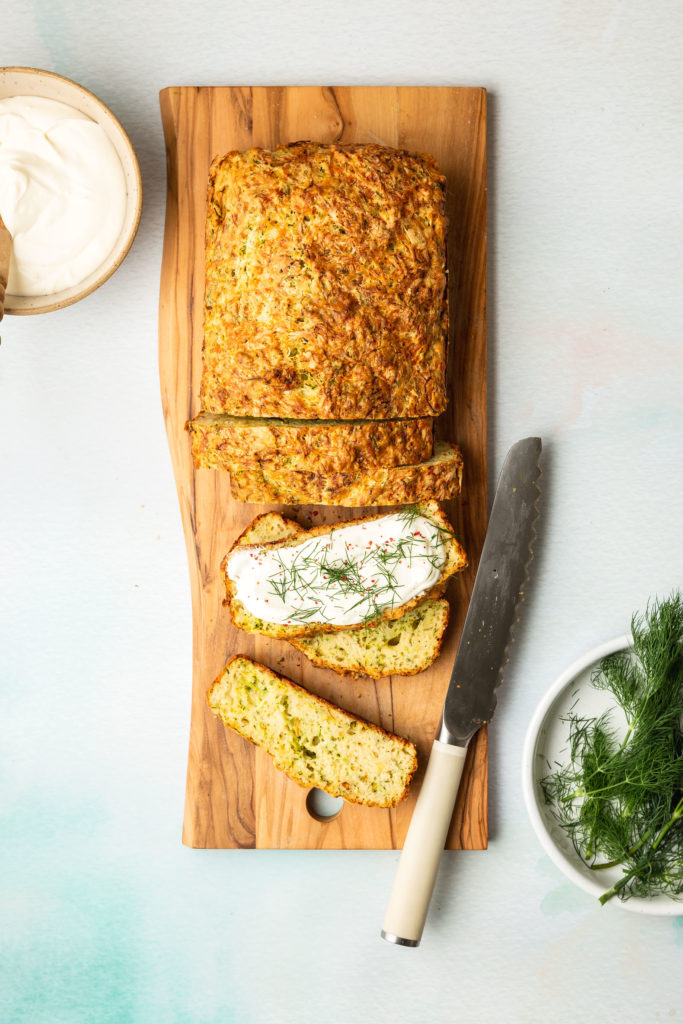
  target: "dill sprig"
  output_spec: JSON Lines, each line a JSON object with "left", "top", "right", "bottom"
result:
{"left": 395, "top": 503, "right": 423, "bottom": 527}
{"left": 396, "top": 503, "right": 460, "bottom": 544}
{"left": 541, "top": 592, "right": 683, "bottom": 905}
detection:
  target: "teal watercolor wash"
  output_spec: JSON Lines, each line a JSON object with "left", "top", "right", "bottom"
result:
{"left": 539, "top": 884, "right": 583, "bottom": 917}
{"left": 0, "top": 794, "right": 246, "bottom": 1024}
{"left": 1, "top": 798, "right": 136, "bottom": 1023}
{"left": 35, "top": 0, "right": 74, "bottom": 68}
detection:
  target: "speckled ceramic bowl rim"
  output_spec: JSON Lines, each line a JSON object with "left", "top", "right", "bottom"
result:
{"left": 522, "top": 635, "right": 683, "bottom": 916}
{"left": 0, "top": 66, "right": 143, "bottom": 314}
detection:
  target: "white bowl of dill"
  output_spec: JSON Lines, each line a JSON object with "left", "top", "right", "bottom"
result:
{"left": 522, "top": 594, "right": 683, "bottom": 914}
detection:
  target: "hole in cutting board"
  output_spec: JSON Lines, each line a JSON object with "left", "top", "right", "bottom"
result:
{"left": 306, "top": 788, "right": 344, "bottom": 823}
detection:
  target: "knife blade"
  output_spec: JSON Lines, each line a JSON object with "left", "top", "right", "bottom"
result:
{"left": 381, "top": 436, "right": 542, "bottom": 946}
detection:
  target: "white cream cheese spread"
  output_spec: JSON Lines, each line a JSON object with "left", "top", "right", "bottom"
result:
{"left": 226, "top": 511, "right": 447, "bottom": 627}
{"left": 0, "top": 95, "right": 127, "bottom": 296}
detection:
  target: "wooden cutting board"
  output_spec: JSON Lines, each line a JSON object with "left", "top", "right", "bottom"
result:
{"left": 159, "top": 86, "right": 487, "bottom": 849}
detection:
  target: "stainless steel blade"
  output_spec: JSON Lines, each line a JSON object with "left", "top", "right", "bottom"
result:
{"left": 439, "top": 436, "right": 542, "bottom": 746}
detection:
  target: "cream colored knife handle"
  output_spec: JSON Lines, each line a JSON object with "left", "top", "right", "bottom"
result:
{"left": 381, "top": 739, "right": 468, "bottom": 947}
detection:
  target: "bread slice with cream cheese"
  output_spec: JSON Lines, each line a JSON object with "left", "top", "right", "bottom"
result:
{"left": 235, "top": 512, "right": 451, "bottom": 678}
{"left": 221, "top": 500, "right": 466, "bottom": 640}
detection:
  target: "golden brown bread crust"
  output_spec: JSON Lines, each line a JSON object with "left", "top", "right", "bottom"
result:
{"left": 221, "top": 500, "right": 467, "bottom": 639}
{"left": 200, "top": 142, "right": 448, "bottom": 420}
{"left": 206, "top": 655, "right": 418, "bottom": 807}
{"left": 234, "top": 511, "right": 306, "bottom": 545}
{"left": 187, "top": 411, "right": 434, "bottom": 473}
{"left": 226, "top": 441, "right": 463, "bottom": 507}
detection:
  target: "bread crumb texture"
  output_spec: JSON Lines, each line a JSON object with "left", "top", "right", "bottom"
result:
{"left": 292, "top": 598, "right": 449, "bottom": 679}
{"left": 207, "top": 656, "right": 418, "bottom": 806}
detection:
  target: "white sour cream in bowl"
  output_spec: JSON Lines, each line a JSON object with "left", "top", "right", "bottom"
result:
{"left": 0, "top": 95, "right": 127, "bottom": 297}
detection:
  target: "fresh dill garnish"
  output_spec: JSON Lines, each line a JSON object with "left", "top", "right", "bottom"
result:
{"left": 541, "top": 592, "right": 683, "bottom": 905}
{"left": 261, "top": 514, "right": 448, "bottom": 624}
{"left": 396, "top": 502, "right": 460, "bottom": 543}
{"left": 395, "top": 504, "right": 422, "bottom": 526}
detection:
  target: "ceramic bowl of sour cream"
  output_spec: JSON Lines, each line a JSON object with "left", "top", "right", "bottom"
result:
{"left": 0, "top": 66, "right": 142, "bottom": 314}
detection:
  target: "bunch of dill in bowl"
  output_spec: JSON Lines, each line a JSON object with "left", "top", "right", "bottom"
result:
{"left": 541, "top": 592, "right": 683, "bottom": 906}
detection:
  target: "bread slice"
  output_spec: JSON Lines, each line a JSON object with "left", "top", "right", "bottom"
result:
{"left": 187, "top": 412, "right": 434, "bottom": 474}
{"left": 235, "top": 510, "right": 306, "bottom": 546}
{"left": 226, "top": 440, "right": 463, "bottom": 507}
{"left": 207, "top": 656, "right": 418, "bottom": 807}
{"left": 222, "top": 500, "right": 466, "bottom": 639}
{"left": 291, "top": 599, "right": 450, "bottom": 680}
{"left": 236, "top": 512, "right": 450, "bottom": 678}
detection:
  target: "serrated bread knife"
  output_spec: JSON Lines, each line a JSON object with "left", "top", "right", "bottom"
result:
{"left": 381, "top": 436, "right": 542, "bottom": 946}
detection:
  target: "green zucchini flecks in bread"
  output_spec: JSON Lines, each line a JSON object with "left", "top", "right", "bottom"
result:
{"left": 207, "top": 656, "right": 418, "bottom": 806}
{"left": 292, "top": 599, "right": 449, "bottom": 679}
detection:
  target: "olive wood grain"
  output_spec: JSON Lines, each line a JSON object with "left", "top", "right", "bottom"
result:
{"left": 158, "top": 86, "right": 487, "bottom": 850}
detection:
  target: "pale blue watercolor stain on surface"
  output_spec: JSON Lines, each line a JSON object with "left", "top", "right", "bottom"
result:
{"left": 34, "top": 0, "right": 74, "bottom": 68}
{"left": 0, "top": 794, "right": 245, "bottom": 1024}
{"left": 535, "top": 854, "right": 589, "bottom": 917}
{"left": 539, "top": 883, "right": 585, "bottom": 917}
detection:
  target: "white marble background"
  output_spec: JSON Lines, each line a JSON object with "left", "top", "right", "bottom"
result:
{"left": 2, "top": 2, "right": 683, "bottom": 1021}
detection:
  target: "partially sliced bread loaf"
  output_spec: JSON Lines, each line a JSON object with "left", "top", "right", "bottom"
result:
{"left": 188, "top": 412, "right": 434, "bottom": 474}
{"left": 207, "top": 656, "right": 418, "bottom": 807}
{"left": 291, "top": 599, "right": 450, "bottom": 679}
{"left": 226, "top": 441, "right": 463, "bottom": 507}
{"left": 236, "top": 512, "right": 451, "bottom": 678}
{"left": 222, "top": 500, "right": 466, "bottom": 639}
